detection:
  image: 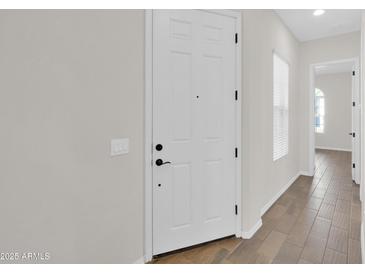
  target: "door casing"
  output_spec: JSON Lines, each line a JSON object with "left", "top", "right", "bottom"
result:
{"left": 308, "top": 57, "right": 361, "bottom": 182}
{"left": 144, "top": 9, "right": 242, "bottom": 262}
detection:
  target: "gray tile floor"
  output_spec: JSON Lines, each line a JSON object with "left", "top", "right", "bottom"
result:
{"left": 153, "top": 149, "right": 362, "bottom": 264}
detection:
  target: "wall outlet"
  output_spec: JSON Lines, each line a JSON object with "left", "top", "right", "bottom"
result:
{"left": 111, "top": 138, "right": 129, "bottom": 156}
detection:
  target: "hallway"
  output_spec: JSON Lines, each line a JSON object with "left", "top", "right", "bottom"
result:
{"left": 153, "top": 149, "right": 362, "bottom": 264}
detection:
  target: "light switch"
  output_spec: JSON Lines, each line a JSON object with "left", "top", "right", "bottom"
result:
{"left": 111, "top": 138, "right": 129, "bottom": 156}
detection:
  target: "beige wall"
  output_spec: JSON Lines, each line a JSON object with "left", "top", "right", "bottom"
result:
{"left": 315, "top": 72, "right": 352, "bottom": 151}
{"left": 0, "top": 10, "right": 145, "bottom": 263}
{"left": 1, "top": 9, "right": 360, "bottom": 264}
{"left": 0, "top": 10, "right": 302, "bottom": 263}
{"left": 241, "top": 10, "right": 301, "bottom": 233}
{"left": 299, "top": 32, "right": 361, "bottom": 173}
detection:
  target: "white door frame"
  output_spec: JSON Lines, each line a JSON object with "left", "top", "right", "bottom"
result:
{"left": 144, "top": 9, "right": 242, "bottom": 262}
{"left": 308, "top": 57, "right": 360, "bottom": 178}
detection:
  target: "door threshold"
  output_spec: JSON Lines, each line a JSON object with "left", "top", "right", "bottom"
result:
{"left": 152, "top": 235, "right": 236, "bottom": 259}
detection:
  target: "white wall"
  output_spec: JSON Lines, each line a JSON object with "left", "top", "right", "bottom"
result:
{"left": 299, "top": 32, "right": 361, "bottom": 174}
{"left": 0, "top": 10, "right": 145, "bottom": 263}
{"left": 241, "top": 10, "right": 301, "bottom": 234}
{"left": 315, "top": 72, "right": 352, "bottom": 151}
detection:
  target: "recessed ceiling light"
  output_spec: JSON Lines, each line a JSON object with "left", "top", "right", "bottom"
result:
{"left": 313, "top": 9, "right": 325, "bottom": 16}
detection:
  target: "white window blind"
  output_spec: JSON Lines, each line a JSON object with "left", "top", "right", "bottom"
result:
{"left": 273, "top": 53, "right": 289, "bottom": 161}
{"left": 315, "top": 88, "right": 325, "bottom": 133}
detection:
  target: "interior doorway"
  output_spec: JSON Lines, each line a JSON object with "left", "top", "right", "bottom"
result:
{"left": 144, "top": 9, "right": 242, "bottom": 259}
{"left": 309, "top": 58, "right": 360, "bottom": 184}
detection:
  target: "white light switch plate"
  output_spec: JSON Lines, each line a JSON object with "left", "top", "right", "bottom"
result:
{"left": 111, "top": 138, "right": 129, "bottom": 156}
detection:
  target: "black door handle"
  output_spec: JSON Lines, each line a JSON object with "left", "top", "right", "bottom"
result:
{"left": 155, "top": 159, "right": 171, "bottom": 166}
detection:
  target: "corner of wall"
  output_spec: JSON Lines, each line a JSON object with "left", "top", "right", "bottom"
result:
{"left": 241, "top": 218, "right": 262, "bottom": 239}
{"left": 260, "top": 171, "right": 301, "bottom": 216}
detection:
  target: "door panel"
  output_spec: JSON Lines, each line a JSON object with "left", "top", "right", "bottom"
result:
{"left": 153, "top": 10, "right": 237, "bottom": 255}
{"left": 171, "top": 163, "right": 192, "bottom": 228}
{"left": 201, "top": 55, "right": 224, "bottom": 139}
{"left": 203, "top": 159, "right": 224, "bottom": 222}
{"left": 170, "top": 51, "right": 193, "bottom": 141}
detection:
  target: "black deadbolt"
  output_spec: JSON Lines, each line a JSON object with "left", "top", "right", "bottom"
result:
{"left": 156, "top": 144, "right": 163, "bottom": 151}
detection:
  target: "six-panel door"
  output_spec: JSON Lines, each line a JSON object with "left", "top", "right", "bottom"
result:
{"left": 152, "top": 10, "right": 237, "bottom": 255}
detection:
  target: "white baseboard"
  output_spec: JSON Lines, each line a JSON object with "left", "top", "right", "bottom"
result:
{"left": 241, "top": 219, "right": 262, "bottom": 239}
{"left": 133, "top": 256, "right": 145, "bottom": 264}
{"left": 361, "top": 221, "right": 364, "bottom": 264}
{"left": 315, "top": 146, "right": 352, "bottom": 152}
{"left": 300, "top": 170, "right": 313, "bottom": 177}
{"left": 260, "top": 172, "right": 301, "bottom": 216}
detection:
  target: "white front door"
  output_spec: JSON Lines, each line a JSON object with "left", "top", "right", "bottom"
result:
{"left": 352, "top": 66, "right": 360, "bottom": 183}
{"left": 152, "top": 10, "right": 237, "bottom": 255}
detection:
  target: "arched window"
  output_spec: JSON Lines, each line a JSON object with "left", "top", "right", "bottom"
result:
{"left": 315, "top": 88, "right": 325, "bottom": 133}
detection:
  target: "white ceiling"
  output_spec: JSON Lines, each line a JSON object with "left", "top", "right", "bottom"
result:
{"left": 275, "top": 9, "right": 362, "bottom": 42}
{"left": 314, "top": 60, "right": 354, "bottom": 75}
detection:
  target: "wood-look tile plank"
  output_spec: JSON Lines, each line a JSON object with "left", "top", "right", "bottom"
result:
{"left": 318, "top": 202, "right": 335, "bottom": 220}
{"left": 312, "top": 188, "right": 327, "bottom": 199}
{"left": 286, "top": 222, "right": 313, "bottom": 247}
{"left": 349, "top": 219, "right": 361, "bottom": 241}
{"left": 327, "top": 226, "right": 348, "bottom": 254}
{"left": 296, "top": 208, "right": 318, "bottom": 225}
{"left": 300, "top": 234, "right": 327, "bottom": 263}
{"left": 253, "top": 220, "right": 275, "bottom": 241}
{"left": 276, "top": 195, "right": 294, "bottom": 208}
{"left": 216, "top": 237, "right": 242, "bottom": 252}
{"left": 323, "top": 248, "right": 347, "bottom": 264}
{"left": 226, "top": 237, "right": 263, "bottom": 263}
{"left": 211, "top": 248, "right": 229, "bottom": 264}
{"left": 286, "top": 204, "right": 304, "bottom": 216}
{"left": 348, "top": 239, "right": 362, "bottom": 264}
{"left": 335, "top": 200, "right": 351, "bottom": 214}
{"left": 332, "top": 211, "right": 350, "bottom": 231}
{"left": 181, "top": 242, "right": 224, "bottom": 263}
{"left": 256, "top": 230, "right": 287, "bottom": 263}
{"left": 298, "top": 258, "right": 312, "bottom": 264}
{"left": 272, "top": 241, "right": 303, "bottom": 264}
{"left": 264, "top": 204, "right": 288, "bottom": 220}
{"left": 273, "top": 213, "right": 298, "bottom": 234}
{"left": 351, "top": 204, "right": 361, "bottom": 222}
{"left": 323, "top": 193, "right": 338, "bottom": 206}
{"left": 338, "top": 190, "right": 352, "bottom": 201}
{"left": 305, "top": 197, "right": 323, "bottom": 210}
{"left": 310, "top": 217, "right": 331, "bottom": 239}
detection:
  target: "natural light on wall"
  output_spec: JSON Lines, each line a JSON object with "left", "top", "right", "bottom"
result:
{"left": 315, "top": 88, "right": 325, "bottom": 133}
{"left": 273, "top": 53, "right": 289, "bottom": 161}
{"left": 313, "top": 9, "right": 325, "bottom": 16}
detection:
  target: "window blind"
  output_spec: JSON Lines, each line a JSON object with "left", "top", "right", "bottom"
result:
{"left": 273, "top": 53, "right": 289, "bottom": 161}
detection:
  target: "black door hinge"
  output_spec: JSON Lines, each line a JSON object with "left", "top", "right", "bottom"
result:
{"left": 235, "top": 33, "right": 238, "bottom": 44}
{"left": 235, "top": 147, "right": 238, "bottom": 158}
{"left": 353, "top": 163, "right": 355, "bottom": 168}
{"left": 235, "top": 90, "right": 238, "bottom": 101}
{"left": 353, "top": 71, "right": 355, "bottom": 76}
{"left": 235, "top": 205, "right": 238, "bottom": 215}
{"left": 353, "top": 102, "right": 355, "bottom": 107}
